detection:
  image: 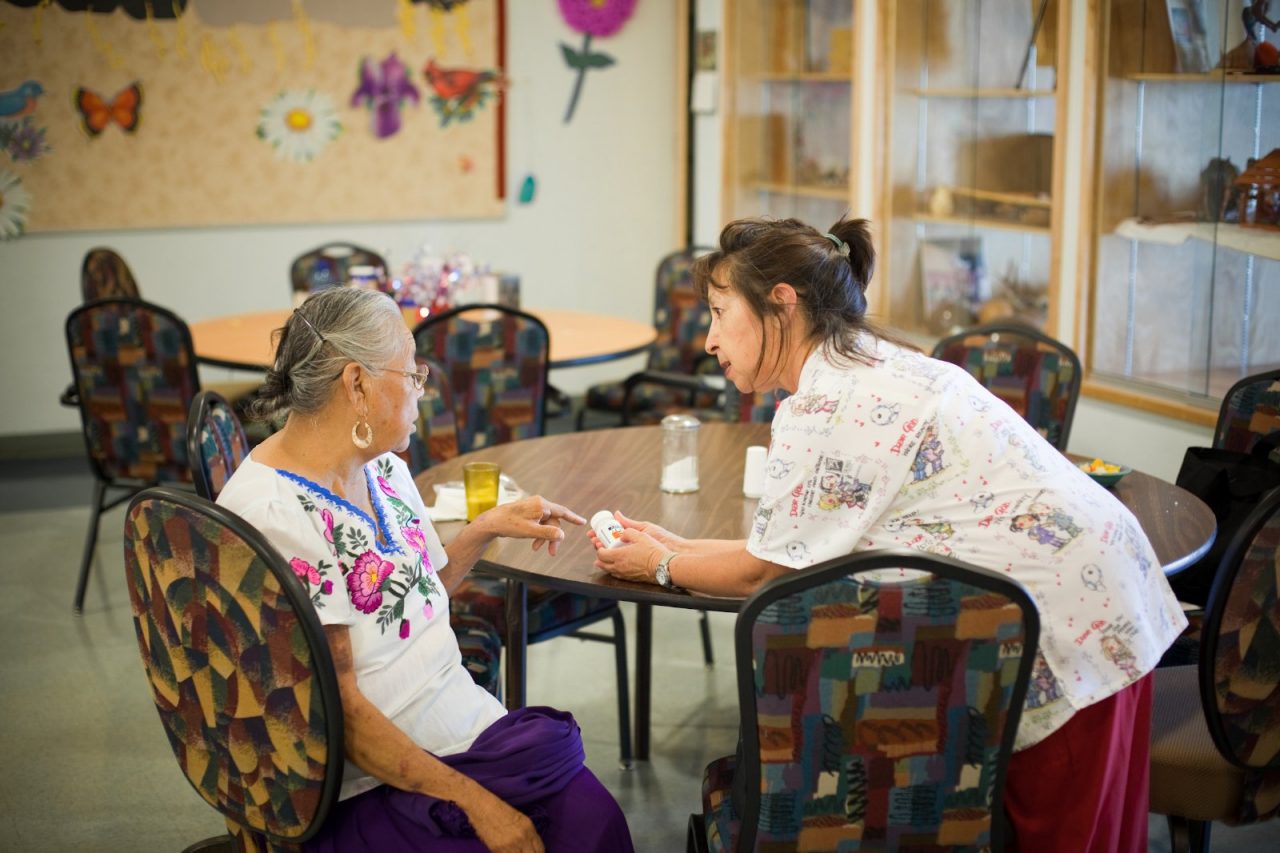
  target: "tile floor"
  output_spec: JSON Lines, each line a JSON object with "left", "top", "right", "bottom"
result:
{"left": 0, "top": 441, "right": 1276, "bottom": 851}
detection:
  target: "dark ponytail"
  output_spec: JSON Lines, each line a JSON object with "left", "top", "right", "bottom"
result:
{"left": 692, "top": 216, "right": 911, "bottom": 377}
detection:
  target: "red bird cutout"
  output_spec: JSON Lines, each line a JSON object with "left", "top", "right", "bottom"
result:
{"left": 423, "top": 59, "right": 502, "bottom": 100}
{"left": 75, "top": 83, "right": 143, "bottom": 136}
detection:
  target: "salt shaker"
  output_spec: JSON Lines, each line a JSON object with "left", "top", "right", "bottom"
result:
{"left": 660, "top": 413, "right": 700, "bottom": 493}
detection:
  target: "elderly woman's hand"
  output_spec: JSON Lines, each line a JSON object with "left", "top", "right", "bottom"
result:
{"left": 462, "top": 787, "right": 545, "bottom": 853}
{"left": 592, "top": 527, "right": 668, "bottom": 585}
{"left": 476, "top": 496, "right": 586, "bottom": 556}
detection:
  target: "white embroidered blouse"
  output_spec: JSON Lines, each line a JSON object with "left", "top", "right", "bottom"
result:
{"left": 217, "top": 452, "right": 505, "bottom": 800}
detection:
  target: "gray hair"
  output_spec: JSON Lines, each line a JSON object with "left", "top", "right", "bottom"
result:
{"left": 247, "top": 288, "right": 404, "bottom": 421}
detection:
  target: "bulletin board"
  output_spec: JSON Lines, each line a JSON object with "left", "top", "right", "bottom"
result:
{"left": 0, "top": 0, "right": 506, "bottom": 235}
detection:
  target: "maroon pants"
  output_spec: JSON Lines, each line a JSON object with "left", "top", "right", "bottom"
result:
{"left": 1005, "top": 675, "right": 1153, "bottom": 853}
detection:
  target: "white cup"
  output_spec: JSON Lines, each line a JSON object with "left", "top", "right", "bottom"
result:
{"left": 743, "top": 445, "right": 767, "bottom": 498}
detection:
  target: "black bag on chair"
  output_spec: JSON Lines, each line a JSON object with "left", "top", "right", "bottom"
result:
{"left": 1170, "top": 434, "right": 1280, "bottom": 606}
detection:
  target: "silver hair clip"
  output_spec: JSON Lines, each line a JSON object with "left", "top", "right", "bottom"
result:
{"left": 823, "top": 232, "right": 850, "bottom": 257}
{"left": 295, "top": 309, "right": 328, "bottom": 343}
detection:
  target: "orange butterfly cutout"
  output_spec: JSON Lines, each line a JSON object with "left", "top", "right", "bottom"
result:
{"left": 74, "top": 83, "right": 143, "bottom": 136}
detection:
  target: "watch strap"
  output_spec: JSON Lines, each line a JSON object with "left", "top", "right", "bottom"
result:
{"left": 655, "top": 551, "right": 680, "bottom": 590}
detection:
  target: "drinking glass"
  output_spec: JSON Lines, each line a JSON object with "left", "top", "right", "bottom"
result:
{"left": 463, "top": 462, "right": 501, "bottom": 521}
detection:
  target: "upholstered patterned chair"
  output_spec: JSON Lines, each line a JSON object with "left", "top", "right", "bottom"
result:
{"left": 932, "top": 323, "right": 1081, "bottom": 451}
{"left": 577, "top": 247, "right": 719, "bottom": 429}
{"left": 1213, "top": 368, "right": 1280, "bottom": 454}
{"left": 289, "top": 243, "right": 388, "bottom": 302}
{"left": 123, "top": 486, "right": 344, "bottom": 852}
{"left": 65, "top": 298, "right": 200, "bottom": 613}
{"left": 411, "top": 305, "right": 633, "bottom": 763}
{"left": 1149, "top": 486, "right": 1280, "bottom": 853}
{"left": 81, "top": 246, "right": 140, "bottom": 302}
{"left": 689, "top": 549, "right": 1039, "bottom": 853}
{"left": 187, "top": 390, "right": 251, "bottom": 501}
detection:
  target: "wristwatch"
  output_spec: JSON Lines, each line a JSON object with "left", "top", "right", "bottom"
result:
{"left": 654, "top": 551, "right": 680, "bottom": 590}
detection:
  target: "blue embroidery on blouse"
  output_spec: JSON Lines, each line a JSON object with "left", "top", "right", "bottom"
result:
{"left": 273, "top": 465, "right": 407, "bottom": 557}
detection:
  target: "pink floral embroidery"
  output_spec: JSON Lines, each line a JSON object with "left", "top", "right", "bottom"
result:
{"left": 403, "top": 526, "right": 434, "bottom": 573}
{"left": 321, "top": 509, "right": 336, "bottom": 544}
{"left": 423, "top": 601, "right": 434, "bottom": 620}
{"left": 399, "top": 619, "right": 411, "bottom": 639}
{"left": 377, "top": 476, "right": 399, "bottom": 501}
{"left": 321, "top": 579, "right": 334, "bottom": 595}
{"left": 289, "top": 557, "right": 322, "bottom": 586}
{"left": 347, "top": 551, "right": 395, "bottom": 613}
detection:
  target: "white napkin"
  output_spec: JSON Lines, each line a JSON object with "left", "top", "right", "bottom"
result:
{"left": 427, "top": 479, "right": 523, "bottom": 522}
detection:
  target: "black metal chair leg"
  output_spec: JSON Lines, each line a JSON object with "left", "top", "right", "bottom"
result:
{"left": 74, "top": 480, "right": 107, "bottom": 613}
{"left": 686, "top": 813, "right": 709, "bottom": 853}
{"left": 610, "top": 609, "right": 633, "bottom": 769}
{"left": 1166, "top": 814, "right": 1211, "bottom": 853}
{"left": 698, "top": 611, "right": 715, "bottom": 667}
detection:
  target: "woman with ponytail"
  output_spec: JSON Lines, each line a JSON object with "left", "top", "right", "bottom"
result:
{"left": 592, "top": 216, "right": 1184, "bottom": 852}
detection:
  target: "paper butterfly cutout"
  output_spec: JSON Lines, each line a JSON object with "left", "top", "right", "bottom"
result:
{"left": 74, "top": 83, "right": 143, "bottom": 136}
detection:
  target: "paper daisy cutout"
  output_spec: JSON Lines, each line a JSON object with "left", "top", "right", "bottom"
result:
{"left": 256, "top": 89, "right": 342, "bottom": 162}
{"left": 0, "top": 170, "right": 32, "bottom": 239}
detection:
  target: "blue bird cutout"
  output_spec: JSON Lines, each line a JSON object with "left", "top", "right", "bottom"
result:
{"left": 0, "top": 81, "right": 44, "bottom": 119}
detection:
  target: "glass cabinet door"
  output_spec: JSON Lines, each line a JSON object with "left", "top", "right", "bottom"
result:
{"left": 880, "top": 0, "right": 1061, "bottom": 337}
{"left": 1089, "top": 0, "right": 1280, "bottom": 411}
{"left": 723, "top": 0, "right": 856, "bottom": 226}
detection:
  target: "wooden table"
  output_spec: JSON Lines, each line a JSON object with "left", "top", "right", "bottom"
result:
{"left": 416, "top": 422, "right": 1217, "bottom": 760}
{"left": 190, "top": 306, "right": 657, "bottom": 371}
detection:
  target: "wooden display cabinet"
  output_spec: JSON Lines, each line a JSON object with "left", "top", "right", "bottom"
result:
{"left": 875, "top": 0, "right": 1066, "bottom": 338}
{"left": 1084, "top": 0, "right": 1280, "bottom": 423}
{"left": 722, "top": 0, "right": 861, "bottom": 227}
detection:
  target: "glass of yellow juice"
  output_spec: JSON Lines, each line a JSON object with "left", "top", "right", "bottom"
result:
{"left": 463, "top": 461, "right": 501, "bottom": 521}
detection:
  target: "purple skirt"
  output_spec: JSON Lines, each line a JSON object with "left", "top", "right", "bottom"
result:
{"left": 305, "top": 706, "right": 634, "bottom": 852}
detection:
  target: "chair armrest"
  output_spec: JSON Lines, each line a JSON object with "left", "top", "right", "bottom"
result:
{"left": 621, "top": 370, "right": 726, "bottom": 424}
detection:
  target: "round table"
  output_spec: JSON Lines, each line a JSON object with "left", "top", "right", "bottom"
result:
{"left": 189, "top": 306, "right": 657, "bottom": 371}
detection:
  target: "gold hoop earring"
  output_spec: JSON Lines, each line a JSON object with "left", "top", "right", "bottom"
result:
{"left": 351, "top": 417, "right": 374, "bottom": 449}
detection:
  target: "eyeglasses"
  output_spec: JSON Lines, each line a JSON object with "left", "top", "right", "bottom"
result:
{"left": 386, "top": 367, "right": 430, "bottom": 391}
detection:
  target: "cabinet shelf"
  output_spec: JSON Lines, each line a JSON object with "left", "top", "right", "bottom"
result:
{"left": 912, "top": 212, "right": 1052, "bottom": 235}
{"left": 749, "top": 181, "right": 850, "bottom": 201}
{"left": 1113, "top": 217, "right": 1280, "bottom": 261}
{"left": 1123, "top": 71, "right": 1280, "bottom": 84}
{"left": 905, "top": 87, "right": 1055, "bottom": 98}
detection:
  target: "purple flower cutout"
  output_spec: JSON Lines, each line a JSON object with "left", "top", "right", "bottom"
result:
{"left": 4, "top": 118, "right": 51, "bottom": 162}
{"left": 557, "top": 0, "right": 637, "bottom": 124}
{"left": 351, "top": 53, "right": 420, "bottom": 139}
{"left": 347, "top": 550, "right": 396, "bottom": 613}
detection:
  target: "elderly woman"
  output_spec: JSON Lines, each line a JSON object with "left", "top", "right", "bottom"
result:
{"left": 592, "top": 216, "right": 1186, "bottom": 853}
{"left": 218, "top": 287, "right": 633, "bottom": 853}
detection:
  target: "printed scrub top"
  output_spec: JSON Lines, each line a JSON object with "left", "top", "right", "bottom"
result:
{"left": 747, "top": 340, "right": 1187, "bottom": 750}
{"left": 217, "top": 452, "right": 505, "bottom": 800}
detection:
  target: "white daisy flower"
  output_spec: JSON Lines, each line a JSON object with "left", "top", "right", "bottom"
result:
{"left": 256, "top": 89, "right": 342, "bottom": 163}
{"left": 0, "top": 170, "right": 32, "bottom": 240}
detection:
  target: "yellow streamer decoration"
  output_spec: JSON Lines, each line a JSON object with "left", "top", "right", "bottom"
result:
{"left": 291, "top": 0, "right": 316, "bottom": 70}
{"left": 267, "top": 22, "right": 287, "bottom": 74}
{"left": 457, "top": 4, "right": 474, "bottom": 59}
{"left": 229, "top": 27, "right": 253, "bottom": 75}
{"left": 172, "top": 0, "right": 190, "bottom": 59}
{"left": 32, "top": 0, "right": 54, "bottom": 48}
{"left": 429, "top": 6, "right": 446, "bottom": 57}
{"left": 144, "top": 1, "right": 168, "bottom": 61}
{"left": 85, "top": 13, "right": 125, "bottom": 70}
{"left": 396, "top": 0, "right": 417, "bottom": 42}
{"left": 200, "top": 33, "right": 230, "bottom": 82}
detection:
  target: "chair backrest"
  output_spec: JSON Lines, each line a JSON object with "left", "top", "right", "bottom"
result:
{"left": 727, "top": 386, "right": 790, "bottom": 424}
{"left": 65, "top": 298, "right": 200, "bottom": 485}
{"left": 1198, "top": 486, "right": 1280, "bottom": 821}
{"left": 123, "top": 486, "right": 343, "bottom": 844}
{"left": 1213, "top": 368, "right": 1280, "bottom": 453}
{"left": 289, "top": 243, "right": 388, "bottom": 297}
{"left": 931, "top": 322, "right": 1081, "bottom": 451}
{"left": 650, "top": 247, "right": 716, "bottom": 374}
{"left": 412, "top": 304, "right": 549, "bottom": 454}
{"left": 186, "top": 390, "right": 251, "bottom": 500}
{"left": 411, "top": 355, "right": 462, "bottom": 469}
{"left": 81, "top": 247, "right": 140, "bottom": 302}
{"left": 731, "top": 549, "right": 1039, "bottom": 852}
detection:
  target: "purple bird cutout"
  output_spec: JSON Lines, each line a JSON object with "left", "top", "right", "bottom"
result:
{"left": 351, "top": 53, "right": 420, "bottom": 139}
